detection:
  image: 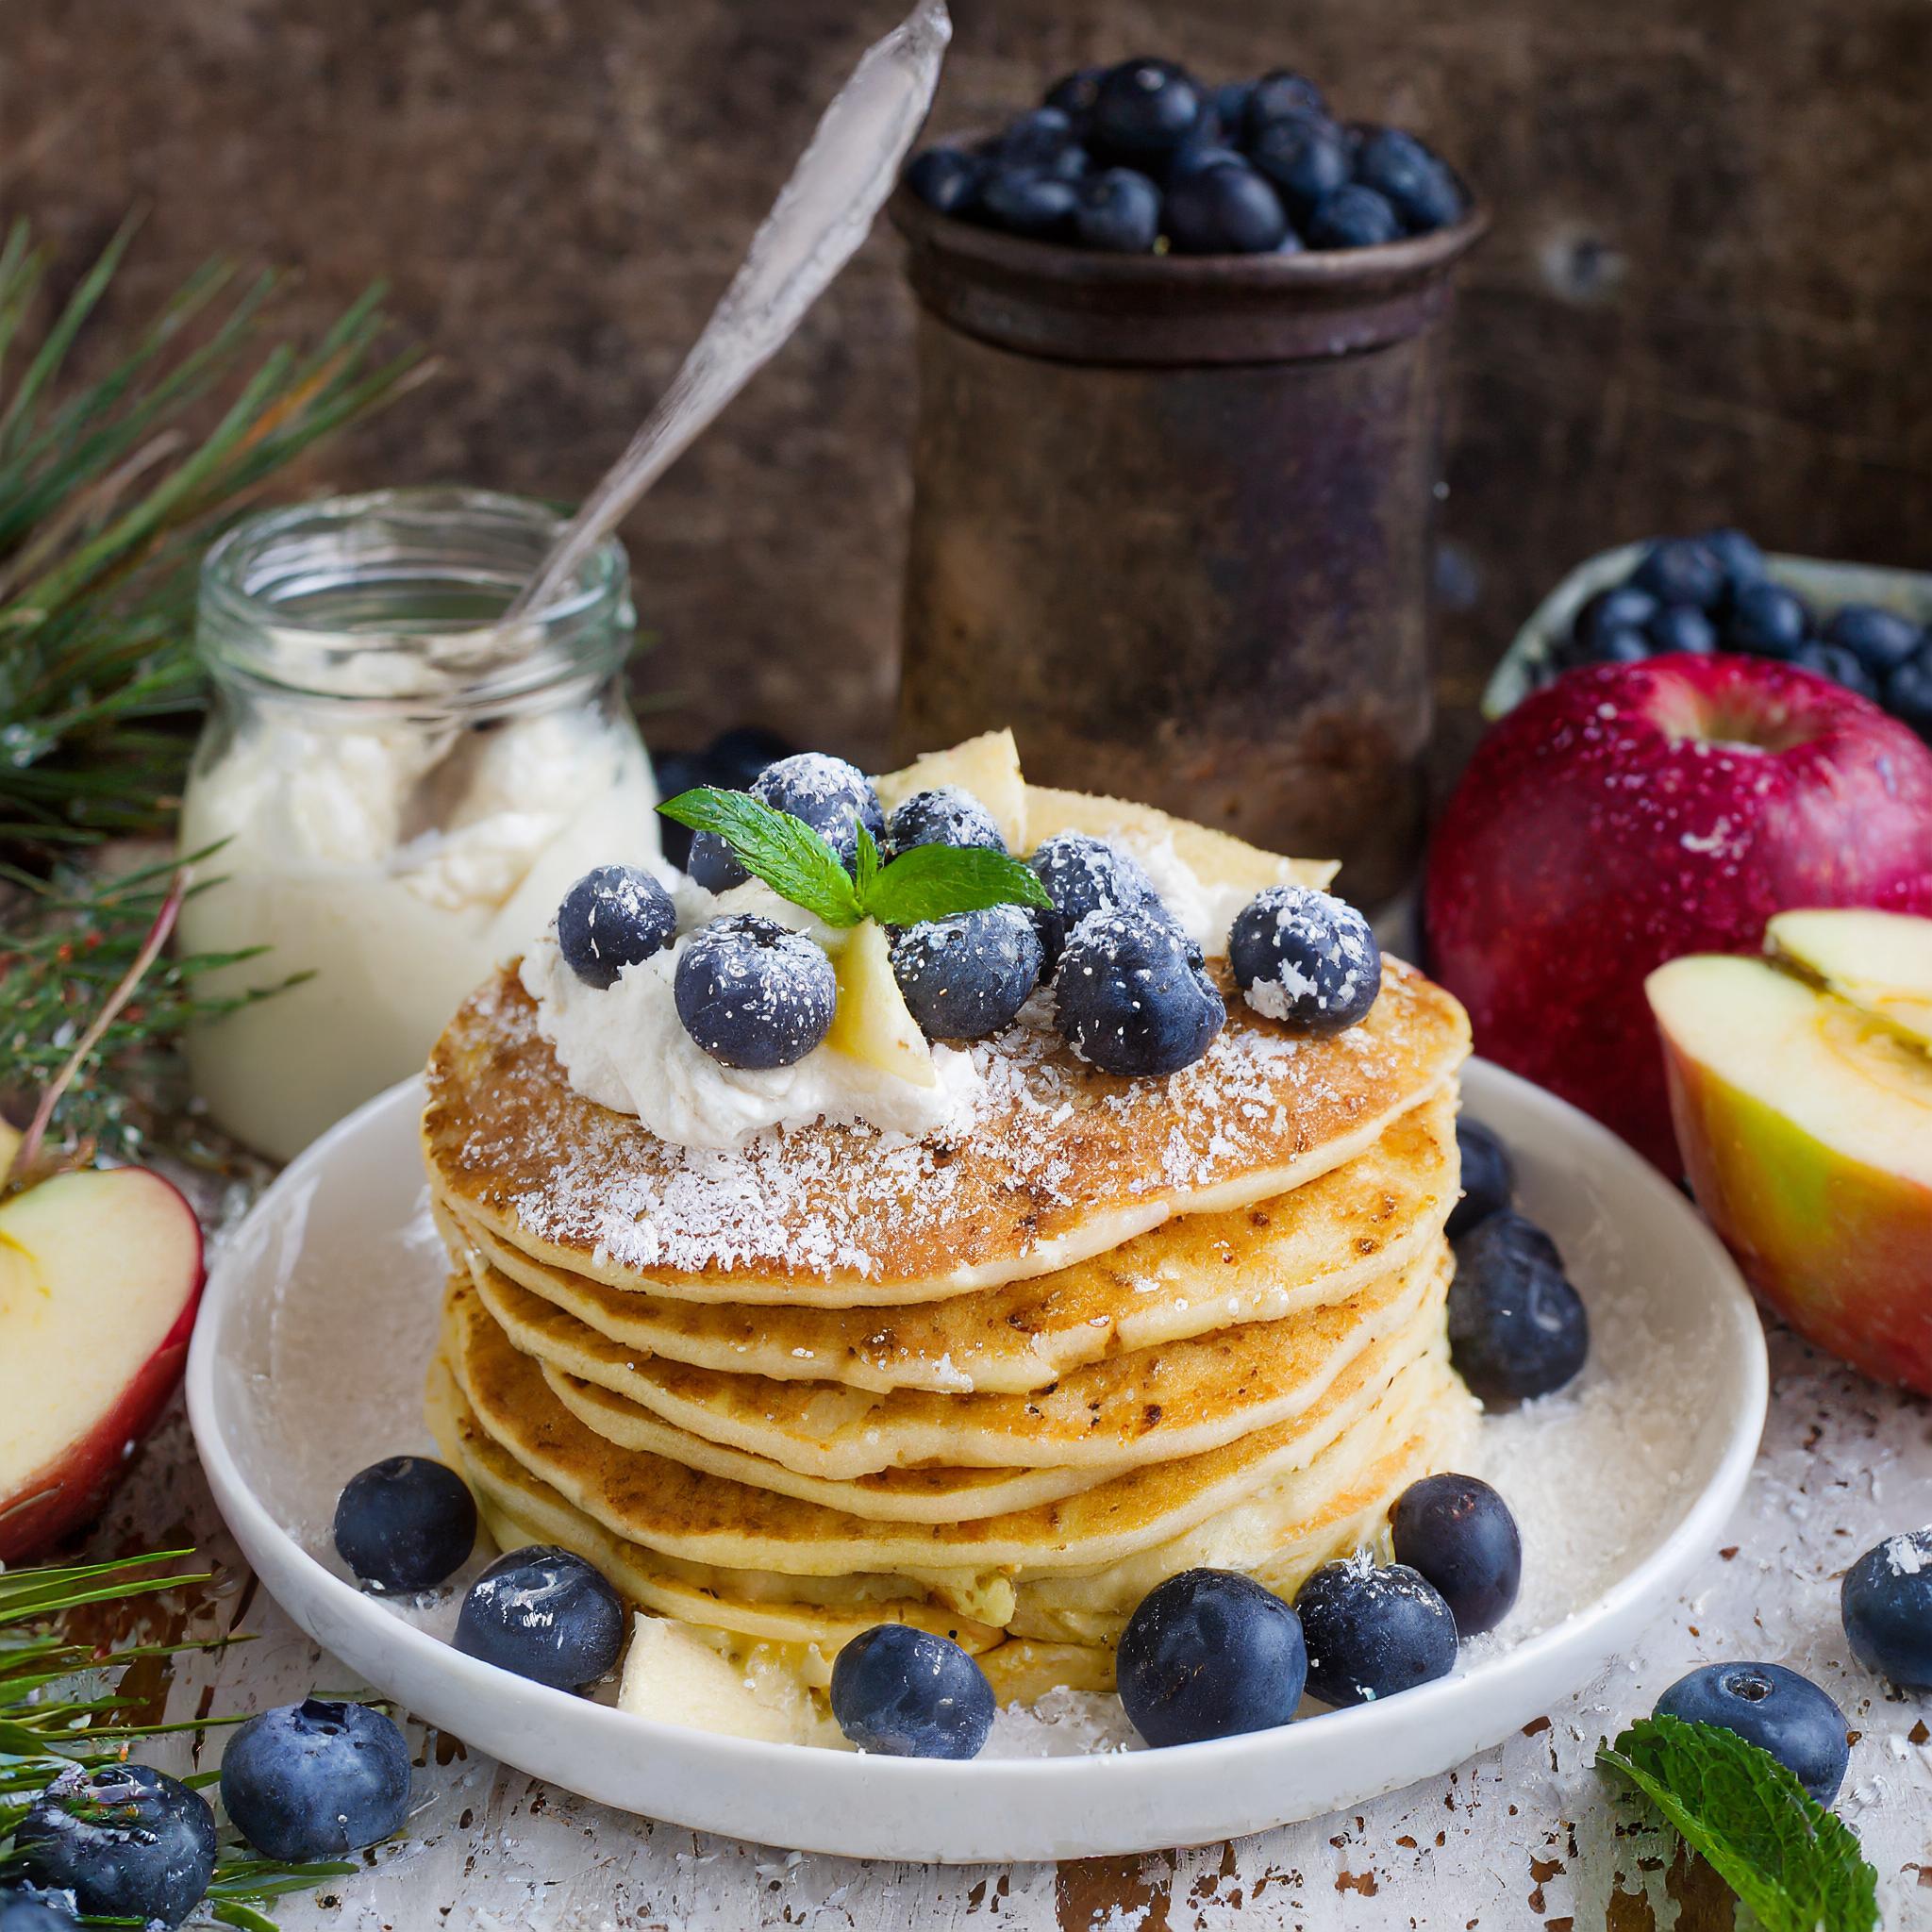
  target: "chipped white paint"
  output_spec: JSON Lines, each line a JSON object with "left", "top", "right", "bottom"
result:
{"left": 100, "top": 1323, "right": 1932, "bottom": 1929}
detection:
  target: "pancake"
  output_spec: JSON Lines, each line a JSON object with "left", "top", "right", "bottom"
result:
{"left": 472, "top": 1240, "right": 1446, "bottom": 1480}
{"left": 433, "top": 1087, "right": 1457, "bottom": 1396}
{"left": 442, "top": 1270, "right": 1448, "bottom": 1583}
{"left": 423, "top": 955, "right": 1468, "bottom": 1306}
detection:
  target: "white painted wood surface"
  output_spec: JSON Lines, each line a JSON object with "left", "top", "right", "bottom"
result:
{"left": 86, "top": 1318, "right": 1932, "bottom": 1932}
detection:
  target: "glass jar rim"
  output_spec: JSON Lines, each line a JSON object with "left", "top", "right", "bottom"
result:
{"left": 197, "top": 487, "right": 634, "bottom": 712}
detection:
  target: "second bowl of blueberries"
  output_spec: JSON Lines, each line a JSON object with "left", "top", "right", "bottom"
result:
{"left": 903, "top": 58, "right": 1474, "bottom": 257}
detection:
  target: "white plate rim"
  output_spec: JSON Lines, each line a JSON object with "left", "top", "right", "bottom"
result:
{"left": 186, "top": 1057, "right": 1769, "bottom": 1862}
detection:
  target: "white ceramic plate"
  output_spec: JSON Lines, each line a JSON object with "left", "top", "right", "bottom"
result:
{"left": 187, "top": 1058, "right": 1767, "bottom": 1863}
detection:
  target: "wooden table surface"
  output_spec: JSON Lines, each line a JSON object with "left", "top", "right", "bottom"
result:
{"left": 81, "top": 1312, "right": 1932, "bottom": 1932}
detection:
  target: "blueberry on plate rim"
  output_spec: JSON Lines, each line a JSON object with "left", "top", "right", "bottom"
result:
{"left": 1116, "top": 1568, "right": 1307, "bottom": 1747}
{"left": 1227, "top": 884, "right": 1380, "bottom": 1033}
{"left": 829, "top": 1624, "right": 996, "bottom": 1758}
{"left": 674, "top": 912, "right": 838, "bottom": 1071}
{"left": 1654, "top": 1662, "right": 1849, "bottom": 1806}
{"left": 1390, "top": 1473, "right": 1522, "bottom": 1635}
{"left": 220, "top": 1696, "right": 413, "bottom": 1862}
{"left": 1446, "top": 1115, "right": 1514, "bottom": 1238}
{"left": 1295, "top": 1555, "right": 1458, "bottom": 1707}
{"left": 891, "top": 904, "right": 1043, "bottom": 1041}
{"left": 454, "top": 1545, "right": 625, "bottom": 1691}
{"left": 333, "top": 1454, "right": 478, "bottom": 1593}
{"left": 12, "top": 1763, "right": 217, "bottom": 1931}
{"left": 1840, "top": 1527, "right": 1932, "bottom": 1691}
{"left": 1054, "top": 901, "right": 1225, "bottom": 1076}
{"left": 1447, "top": 1208, "right": 1590, "bottom": 1403}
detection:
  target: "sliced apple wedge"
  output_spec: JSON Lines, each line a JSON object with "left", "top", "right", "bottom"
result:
{"left": 1768, "top": 908, "right": 1932, "bottom": 1051}
{"left": 874, "top": 728, "right": 1027, "bottom": 855}
{"left": 1648, "top": 951, "right": 1932, "bottom": 1392}
{"left": 0, "top": 1164, "right": 205, "bottom": 1560}
{"left": 824, "top": 919, "right": 937, "bottom": 1087}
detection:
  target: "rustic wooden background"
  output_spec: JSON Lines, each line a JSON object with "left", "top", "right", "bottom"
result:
{"left": 8, "top": 0, "right": 1931, "bottom": 780}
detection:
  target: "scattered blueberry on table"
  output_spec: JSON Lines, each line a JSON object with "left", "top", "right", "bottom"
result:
{"left": 12, "top": 1764, "right": 217, "bottom": 1931}
{"left": 904, "top": 55, "right": 1465, "bottom": 255}
{"left": 454, "top": 1545, "right": 625, "bottom": 1691}
{"left": 828, "top": 1624, "right": 996, "bottom": 1758}
{"left": 1295, "top": 1556, "right": 1459, "bottom": 1707}
{"left": 1840, "top": 1527, "right": 1932, "bottom": 1692}
{"left": 1654, "top": 1662, "right": 1850, "bottom": 1806}
{"left": 334, "top": 1454, "right": 478, "bottom": 1593}
{"left": 1548, "top": 528, "right": 1932, "bottom": 741}
{"left": 220, "top": 1697, "right": 413, "bottom": 1861}
{"left": 1116, "top": 1568, "right": 1308, "bottom": 1746}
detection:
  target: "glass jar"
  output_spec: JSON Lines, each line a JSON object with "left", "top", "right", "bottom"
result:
{"left": 176, "top": 488, "right": 659, "bottom": 1161}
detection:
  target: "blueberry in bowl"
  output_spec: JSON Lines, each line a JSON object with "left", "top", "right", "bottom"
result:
{"left": 1447, "top": 1209, "right": 1589, "bottom": 1403}
{"left": 1088, "top": 58, "right": 1204, "bottom": 164}
{"left": 675, "top": 913, "right": 838, "bottom": 1070}
{"left": 1116, "top": 1568, "right": 1307, "bottom": 1747}
{"left": 829, "top": 1624, "right": 995, "bottom": 1758}
{"left": 1824, "top": 603, "right": 1923, "bottom": 675}
{"left": 454, "top": 1545, "right": 625, "bottom": 1691}
{"left": 905, "top": 146, "right": 985, "bottom": 218}
{"left": 1654, "top": 1662, "right": 1849, "bottom": 1806}
{"left": 1446, "top": 1116, "right": 1514, "bottom": 1238}
{"left": 1054, "top": 902, "right": 1225, "bottom": 1076}
{"left": 1295, "top": 1556, "right": 1458, "bottom": 1707}
{"left": 1164, "top": 158, "right": 1289, "bottom": 255}
{"left": 220, "top": 1697, "right": 413, "bottom": 1861}
{"left": 1631, "top": 537, "right": 1726, "bottom": 612}
{"left": 1073, "top": 166, "right": 1164, "bottom": 252}
{"left": 1391, "top": 1473, "right": 1522, "bottom": 1635}
{"left": 1306, "top": 183, "right": 1403, "bottom": 250}
{"left": 12, "top": 1763, "right": 217, "bottom": 1930}
{"left": 1352, "top": 127, "right": 1463, "bottom": 232}
{"left": 333, "top": 1454, "right": 477, "bottom": 1593}
{"left": 1724, "top": 580, "right": 1811, "bottom": 659}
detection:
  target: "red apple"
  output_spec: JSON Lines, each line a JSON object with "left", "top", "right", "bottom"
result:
{"left": 1424, "top": 655, "right": 1932, "bottom": 1168}
{"left": 0, "top": 1141, "right": 205, "bottom": 1561}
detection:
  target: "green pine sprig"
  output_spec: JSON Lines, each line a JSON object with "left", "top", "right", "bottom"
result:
{"left": 0, "top": 1551, "right": 359, "bottom": 1926}
{"left": 658, "top": 787, "right": 1050, "bottom": 928}
{"left": 1597, "top": 1714, "right": 1879, "bottom": 1932}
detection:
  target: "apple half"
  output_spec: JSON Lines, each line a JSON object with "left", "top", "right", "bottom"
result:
{"left": 1648, "top": 938, "right": 1932, "bottom": 1393}
{"left": 0, "top": 1145, "right": 206, "bottom": 1561}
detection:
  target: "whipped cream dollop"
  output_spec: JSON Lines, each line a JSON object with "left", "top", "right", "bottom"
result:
{"left": 1107, "top": 830, "right": 1252, "bottom": 958}
{"left": 520, "top": 877, "right": 985, "bottom": 1152}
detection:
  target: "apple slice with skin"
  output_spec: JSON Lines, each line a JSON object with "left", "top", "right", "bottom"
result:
{"left": 0, "top": 1161, "right": 205, "bottom": 1560}
{"left": 1768, "top": 908, "right": 1932, "bottom": 1051}
{"left": 1648, "top": 951, "right": 1932, "bottom": 1392}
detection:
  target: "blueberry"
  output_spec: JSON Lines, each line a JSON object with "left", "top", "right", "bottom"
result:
{"left": 1116, "top": 1569, "right": 1307, "bottom": 1747}
{"left": 1633, "top": 538, "right": 1726, "bottom": 611}
{"left": 975, "top": 164, "right": 1082, "bottom": 240}
{"left": 1228, "top": 885, "right": 1380, "bottom": 1033}
{"left": 650, "top": 750, "right": 711, "bottom": 868}
{"left": 220, "top": 1697, "right": 412, "bottom": 1861}
{"left": 690, "top": 751, "right": 886, "bottom": 891}
{"left": 1055, "top": 903, "right": 1225, "bottom": 1076}
{"left": 334, "top": 1455, "right": 477, "bottom": 1593}
{"left": 1249, "top": 112, "right": 1352, "bottom": 211}
{"left": 1163, "top": 159, "right": 1289, "bottom": 254}
{"left": 1824, "top": 603, "right": 1924, "bottom": 675}
{"left": 1655, "top": 1663, "right": 1849, "bottom": 1806}
{"left": 1886, "top": 650, "right": 1932, "bottom": 736}
{"left": 1448, "top": 1210, "right": 1589, "bottom": 1402}
{"left": 1090, "top": 58, "right": 1203, "bottom": 161}
{"left": 1573, "top": 583, "right": 1660, "bottom": 650}
{"left": 0, "top": 1889, "right": 78, "bottom": 1931}
{"left": 555, "top": 865, "right": 677, "bottom": 990}
{"left": 890, "top": 905, "right": 1042, "bottom": 1041}
{"left": 887, "top": 786, "right": 1008, "bottom": 856}
{"left": 1724, "top": 579, "right": 1811, "bottom": 659}
{"left": 706, "top": 724, "right": 799, "bottom": 790}
{"left": 1074, "top": 166, "right": 1163, "bottom": 252}
{"left": 1391, "top": 1474, "right": 1522, "bottom": 1635}
{"left": 674, "top": 913, "right": 836, "bottom": 1071}
{"left": 1591, "top": 626, "right": 1654, "bottom": 664}
{"left": 905, "top": 145, "right": 984, "bottom": 217}
{"left": 1044, "top": 65, "right": 1107, "bottom": 122}
{"left": 993, "top": 106, "right": 1079, "bottom": 168}
{"left": 1208, "top": 80, "right": 1256, "bottom": 141}
{"left": 1447, "top": 1117, "right": 1514, "bottom": 1238}
{"left": 1353, "top": 127, "right": 1462, "bottom": 232}
{"left": 1306, "top": 183, "right": 1403, "bottom": 249}
{"left": 1295, "top": 1557, "right": 1458, "bottom": 1707}
{"left": 1841, "top": 1528, "right": 1932, "bottom": 1691}
{"left": 1244, "top": 68, "right": 1328, "bottom": 137}
{"left": 1794, "top": 640, "right": 1878, "bottom": 701}
{"left": 829, "top": 1624, "right": 994, "bottom": 1758}
{"left": 1697, "top": 526, "right": 1768, "bottom": 594}
{"left": 1645, "top": 604, "right": 1718, "bottom": 656}
{"left": 454, "top": 1545, "right": 625, "bottom": 1691}
{"left": 1029, "top": 831, "right": 1159, "bottom": 966}
{"left": 1164, "top": 140, "right": 1246, "bottom": 182}
{"left": 13, "top": 1764, "right": 216, "bottom": 1931}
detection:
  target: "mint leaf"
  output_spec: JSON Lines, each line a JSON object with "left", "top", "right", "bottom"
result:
{"left": 853, "top": 821, "right": 882, "bottom": 905}
{"left": 861, "top": 841, "right": 1052, "bottom": 927}
{"left": 657, "top": 788, "right": 862, "bottom": 926}
{"left": 1597, "top": 1715, "right": 1877, "bottom": 1932}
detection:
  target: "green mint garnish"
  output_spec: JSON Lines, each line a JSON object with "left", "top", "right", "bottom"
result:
{"left": 1597, "top": 1715, "right": 1878, "bottom": 1932}
{"left": 658, "top": 788, "right": 1051, "bottom": 928}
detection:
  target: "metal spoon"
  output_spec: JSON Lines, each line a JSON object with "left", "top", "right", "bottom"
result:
{"left": 508, "top": 0, "right": 952, "bottom": 618}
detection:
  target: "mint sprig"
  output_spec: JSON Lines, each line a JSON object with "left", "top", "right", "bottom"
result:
{"left": 658, "top": 788, "right": 1051, "bottom": 927}
{"left": 1597, "top": 1715, "right": 1878, "bottom": 1932}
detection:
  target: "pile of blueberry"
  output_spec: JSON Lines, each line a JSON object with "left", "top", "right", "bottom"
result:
{"left": 1549, "top": 528, "right": 1932, "bottom": 739}
{"left": 560, "top": 748, "right": 1389, "bottom": 1081}
{"left": 904, "top": 58, "right": 1465, "bottom": 256}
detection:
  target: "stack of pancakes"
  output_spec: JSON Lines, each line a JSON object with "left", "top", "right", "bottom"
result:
{"left": 422, "top": 769, "right": 1476, "bottom": 1708}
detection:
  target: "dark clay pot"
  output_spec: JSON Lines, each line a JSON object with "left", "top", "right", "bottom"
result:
{"left": 891, "top": 189, "right": 1486, "bottom": 908}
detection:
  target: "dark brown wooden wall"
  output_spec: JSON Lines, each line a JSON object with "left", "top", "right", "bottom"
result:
{"left": 8, "top": 0, "right": 1930, "bottom": 779}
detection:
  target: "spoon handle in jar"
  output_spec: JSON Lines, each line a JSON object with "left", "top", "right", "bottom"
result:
{"left": 508, "top": 0, "right": 951, "bottom": 619}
